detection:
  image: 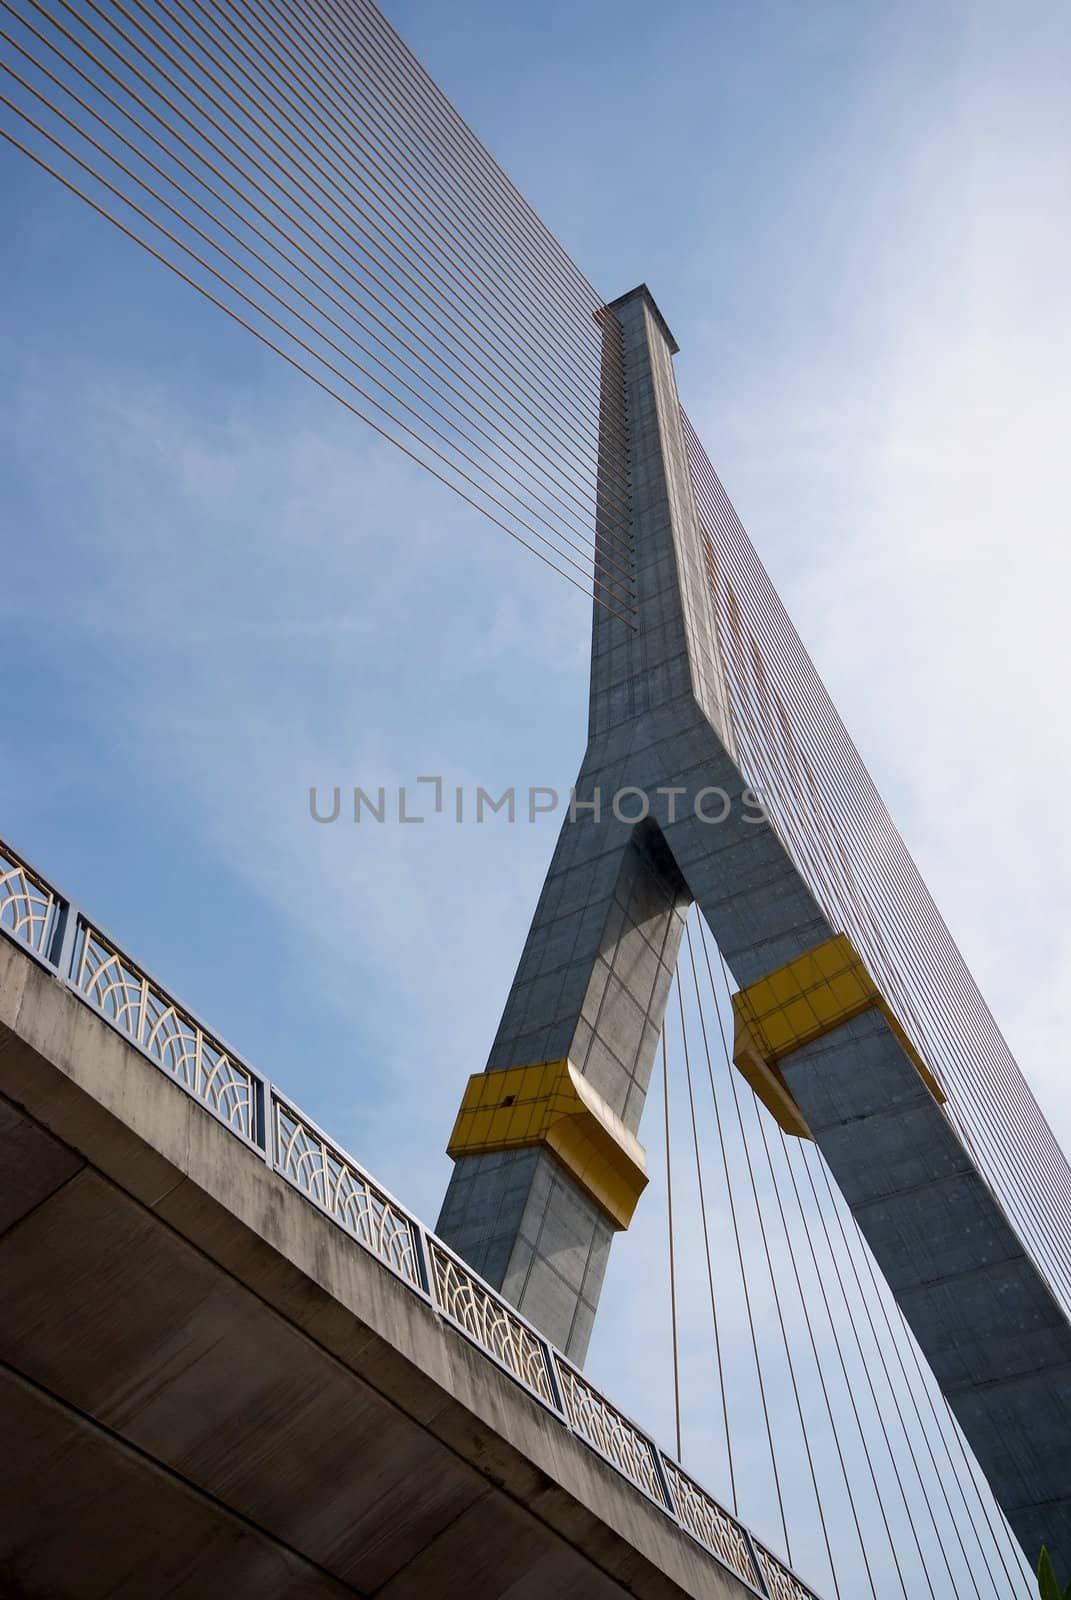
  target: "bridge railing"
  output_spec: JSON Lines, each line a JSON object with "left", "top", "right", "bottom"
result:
{"left": 0, "top": 833, "right": 825, "bottom": 1600}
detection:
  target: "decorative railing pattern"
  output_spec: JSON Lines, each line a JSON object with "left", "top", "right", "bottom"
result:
{"left": 273, "top": 1098, "right": 422, "bottom": 1289}
{"left": 429, "top": 1240, "right": 555, "bottom": 1405}
{"left": 74, "top": 924, "right": 256, "bottom": 1140}
{"left": 557, "top": 1360, "right": 669, "bottom": 1508}
{"left": 0, "top": 845, "right": 57, "bottom": 957}
{"left": 757, "top": 1545, "right": 817, "bottom": 1600}
{"left": 0, "top": 831, "right": 826, "bottom": 1600}
{"left": 663, "top": 1461, "right": 762, "bottom": 1587}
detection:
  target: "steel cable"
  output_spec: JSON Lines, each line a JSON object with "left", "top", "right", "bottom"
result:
{"left": 191, "top": 0, "right": 629, "bottom": 446}
{"left": 1, "top": 0, "right": 643, "bottom": 617}
{"left": 0, "top": 8, "right": 632, "bottom": 570}
{"left": 0, "top": 97, "right": 640, "bottom": 615}
{"left": 689, "top": 428, "right": 1071, "bottom": 1218}
{"left": 66, "top": 0, "right": 630, "bottom": 503}
{"left": 121, "top": 0, "right": 630, "bottom": 466}
{"left": 695, "top": 919, "right": 843, "bottom": 1597}
{"left": 685, "top": 409, "right": 1071, "bottom": 1306}
{"left": 662, "top": 1022, "right": 683, "bottom": 1463}
{"left": 0, "top": 72, "right": 637, "bottom": 603}
{"left": 329, "top": 0, "right": 613, "bottom": 337}
{"left": 800, "top": 1140, "right": 1007, "bottom": 1600}
{"left": 675, "top": 961, "right": 737, "bottom": 1512}
{"left": 274, "top": 0, "right": 625, "bottom": 381}
{"left": 0, "top": 128, "right": 635, "bottom": 616}
{"left": 683, "top": 919, "right": 793, "bottom": 1561}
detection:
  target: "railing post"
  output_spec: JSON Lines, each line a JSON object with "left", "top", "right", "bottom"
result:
{"left": 744, "top": 1532, "right": 770, "bottom": 1597}
{"left": 255, "top": 1078, "right": 273, "bottom": 1160}
{"left": 652, "top": 1449, "right": 679, "bottom": 1519}
{"left": 541, "top": 1342, "right": 567, "bottom": 1420}
{"left": 411, "top": 1222, "right": 432, "bottom": 1298}
{"left": 48, "top": 897, "right": 79, "bottom": 979}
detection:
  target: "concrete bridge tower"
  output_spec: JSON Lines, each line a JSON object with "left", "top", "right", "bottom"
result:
{"left": 437, "top": 285, "right": 1071, "bottom": 1579}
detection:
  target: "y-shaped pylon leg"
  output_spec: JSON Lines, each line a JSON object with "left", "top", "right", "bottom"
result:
{"left": 437, "top": 706, "right": 831, "bottom": 1359}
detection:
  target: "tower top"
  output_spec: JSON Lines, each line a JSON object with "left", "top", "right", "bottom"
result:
{"left": 604, "top": 283, "right": 680, "bottom": 354}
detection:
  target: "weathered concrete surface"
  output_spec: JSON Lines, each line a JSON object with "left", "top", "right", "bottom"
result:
{"left": 783, "top": 1008, "right": 1071, "bottom": 1584}
{"left": 0, "top": 935, "right": 756, "bottom": 1600}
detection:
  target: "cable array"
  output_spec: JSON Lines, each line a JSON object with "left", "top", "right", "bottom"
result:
{"left": 626, "top": 410, "right": 1070, "bottom": 1597}
{"left": 654, "top": 912, "right": 1036, "bottom": 1600}
{"left": 683, "top": 408, "right": 1071, "bottom": 1321}
{"left": 0, "top": 0, "right": 635, "bottom": 618}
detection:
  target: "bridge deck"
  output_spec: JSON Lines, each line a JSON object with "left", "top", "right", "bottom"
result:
{"left": 0, "top": 929, "right": 781, "bottom": 1600}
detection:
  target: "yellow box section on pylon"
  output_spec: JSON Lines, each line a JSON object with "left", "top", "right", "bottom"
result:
{"left": 446, "top": 1060, "right": 648, "bottom": 1230}
{"left": 731, "top": 931, "right": 946, "bottom": 1141}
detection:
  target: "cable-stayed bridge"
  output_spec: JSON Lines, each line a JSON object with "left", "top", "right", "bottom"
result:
{"left": 1, "top": 4, "right": 1069, "bottom": 1598}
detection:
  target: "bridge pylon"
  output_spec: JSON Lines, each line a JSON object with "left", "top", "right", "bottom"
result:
{"left": 437, "top": 285, "right": 1071, "bottom": 1581}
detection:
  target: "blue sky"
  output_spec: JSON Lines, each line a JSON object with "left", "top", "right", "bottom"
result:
{"left": 2, "top": 2, "right": 1069, "bottom": 1592}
